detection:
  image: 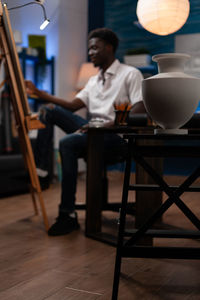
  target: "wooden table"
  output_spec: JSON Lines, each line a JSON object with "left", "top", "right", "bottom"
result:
{"left": 85, "top": 124, "right": 163, "bottom": 245}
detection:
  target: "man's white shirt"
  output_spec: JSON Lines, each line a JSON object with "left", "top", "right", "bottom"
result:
{"left": 76, "top": 59, "right": 143, "bottom": 122}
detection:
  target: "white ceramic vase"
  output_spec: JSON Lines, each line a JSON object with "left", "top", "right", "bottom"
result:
{"left": 142, "top": 53, "right": 200, "bottom": 134}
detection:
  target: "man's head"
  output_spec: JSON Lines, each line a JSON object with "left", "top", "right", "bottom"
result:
{"left": 88, "top": 28, "right": 119, "bottom": 53}
{"left": 88, "top": 28, "right": 119, "bottom": 70}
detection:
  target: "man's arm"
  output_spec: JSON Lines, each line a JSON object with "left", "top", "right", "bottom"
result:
{"left": 25, "top": 80, "right": 86, "bottom": 112}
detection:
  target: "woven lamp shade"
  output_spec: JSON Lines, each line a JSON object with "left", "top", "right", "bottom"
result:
{"left": 136, "top": 0, "right": 190, "bottom": 36}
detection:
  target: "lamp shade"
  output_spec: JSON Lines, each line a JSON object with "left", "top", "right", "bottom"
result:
{"left": 76, "top": 63, "right": 98, "bottom": 90}
{"left": 136, "top": 0, "right": 190, "bottom": 36}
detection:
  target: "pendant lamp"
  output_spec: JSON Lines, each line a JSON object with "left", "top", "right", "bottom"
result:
{"left": 136, "top": 0, "right": 190, "bottom": 36}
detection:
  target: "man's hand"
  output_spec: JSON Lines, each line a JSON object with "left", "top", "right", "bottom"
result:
{"left": 25, "top": 80, "right": 39, "bottom": 97}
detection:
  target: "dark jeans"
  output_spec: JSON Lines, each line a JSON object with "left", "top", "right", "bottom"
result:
{"left": 34, "top": 105, "right": 87, "bottom": 171}
{"left": 35, "top": 105, "right": 126, "bottom": 215}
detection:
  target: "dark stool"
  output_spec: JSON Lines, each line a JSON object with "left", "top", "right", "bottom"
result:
{"left": 112, "top": 132, "right": 200, "bottom": 300}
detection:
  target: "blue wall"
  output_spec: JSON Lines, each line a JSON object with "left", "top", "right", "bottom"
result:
{"left": 105, "top": 0, "right": 200, "bottom": 61}
{"left": 88, "top": 0, "right": 104, "bottom": 32}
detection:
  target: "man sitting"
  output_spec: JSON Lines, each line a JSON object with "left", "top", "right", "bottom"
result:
{"left": 25, "top": 27, "right": 146, "bottom": 236}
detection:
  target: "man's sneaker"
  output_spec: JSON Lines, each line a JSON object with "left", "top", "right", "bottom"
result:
{"left": 48, "top": 212, "right": 80, "bottom": 236}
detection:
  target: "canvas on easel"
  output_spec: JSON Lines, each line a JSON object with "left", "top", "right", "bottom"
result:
{"left": 0, "top": 2, "right": 49, "bottom": 231}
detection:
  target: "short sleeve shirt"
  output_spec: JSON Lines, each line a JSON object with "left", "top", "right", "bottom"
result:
{"left": 76, "top": 59, "right": 143, "bottom": 122}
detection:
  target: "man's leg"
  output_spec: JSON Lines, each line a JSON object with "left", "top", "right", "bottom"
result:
{"left": 57, "top": 133, "right": 125, "bottom": 216}
{"left": 34, "top": 105, "right": 87, "bottom": 172}
{"left": 48, "top": 131, "right": 127, "bottom": 236}
{"left": 48, "top": 132, "right": 87, "bottom": 236}
{"left": 103, "top": 133, "right": 127, "bottom": 158}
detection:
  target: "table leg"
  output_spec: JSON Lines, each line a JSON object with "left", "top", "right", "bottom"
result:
{"left": 135, "top": 138, "right": 163, "bottom": 228}
{"left": 86, "top": 131, "right": 104, "bottom": 235}
{"left": 135, "top": 157, "right": 163, "bottom": 228}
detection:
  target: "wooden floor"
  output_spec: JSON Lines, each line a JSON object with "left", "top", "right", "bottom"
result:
{"left": 1, "top": 172, "right": 200, "bottom": 300}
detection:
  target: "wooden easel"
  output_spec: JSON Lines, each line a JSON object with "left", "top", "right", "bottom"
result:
{"left": 0, "top": 3, "right": 49, "bottom": 231}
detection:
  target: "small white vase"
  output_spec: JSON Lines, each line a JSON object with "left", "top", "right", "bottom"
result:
{"left": 142, "top": 53, "right": 200, "bottom": 134}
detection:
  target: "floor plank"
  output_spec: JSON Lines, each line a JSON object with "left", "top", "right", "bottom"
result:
{"left": 0, "top": 172, "right": 200, "bottom": 299}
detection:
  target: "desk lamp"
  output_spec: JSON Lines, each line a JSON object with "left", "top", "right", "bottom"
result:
{"left": 7, "top": 1, "right": 50, "bottom": 30}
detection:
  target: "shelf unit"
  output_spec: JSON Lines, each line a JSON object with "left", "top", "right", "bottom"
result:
{"left": 19, "top": 49, "right": 55, "bottom": 111}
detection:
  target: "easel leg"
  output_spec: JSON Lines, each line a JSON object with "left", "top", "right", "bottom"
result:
{"left": 29, "top": 184, "right": 39, "bottom": 215}
{"left": 37, "top": 189, "right": 49, "bottom": 231}
{"left": 24, "top": 139, "right": 49, "bottom": 231}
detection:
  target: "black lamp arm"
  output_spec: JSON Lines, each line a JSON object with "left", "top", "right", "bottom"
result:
{"left": 7, "top": 1, "right": 49, "bottom": 21}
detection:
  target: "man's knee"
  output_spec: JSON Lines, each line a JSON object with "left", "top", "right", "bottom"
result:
{"left": 39, "top": 104, "right": 56, "bottom": 123}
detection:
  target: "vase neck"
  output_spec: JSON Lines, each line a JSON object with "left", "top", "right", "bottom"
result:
{"left": 153, "top": 53, "right": 190, "bottom": 73}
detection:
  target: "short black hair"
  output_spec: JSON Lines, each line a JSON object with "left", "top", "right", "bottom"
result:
{"left": 88, "top": 28, "right": 119, "bottom": 53}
